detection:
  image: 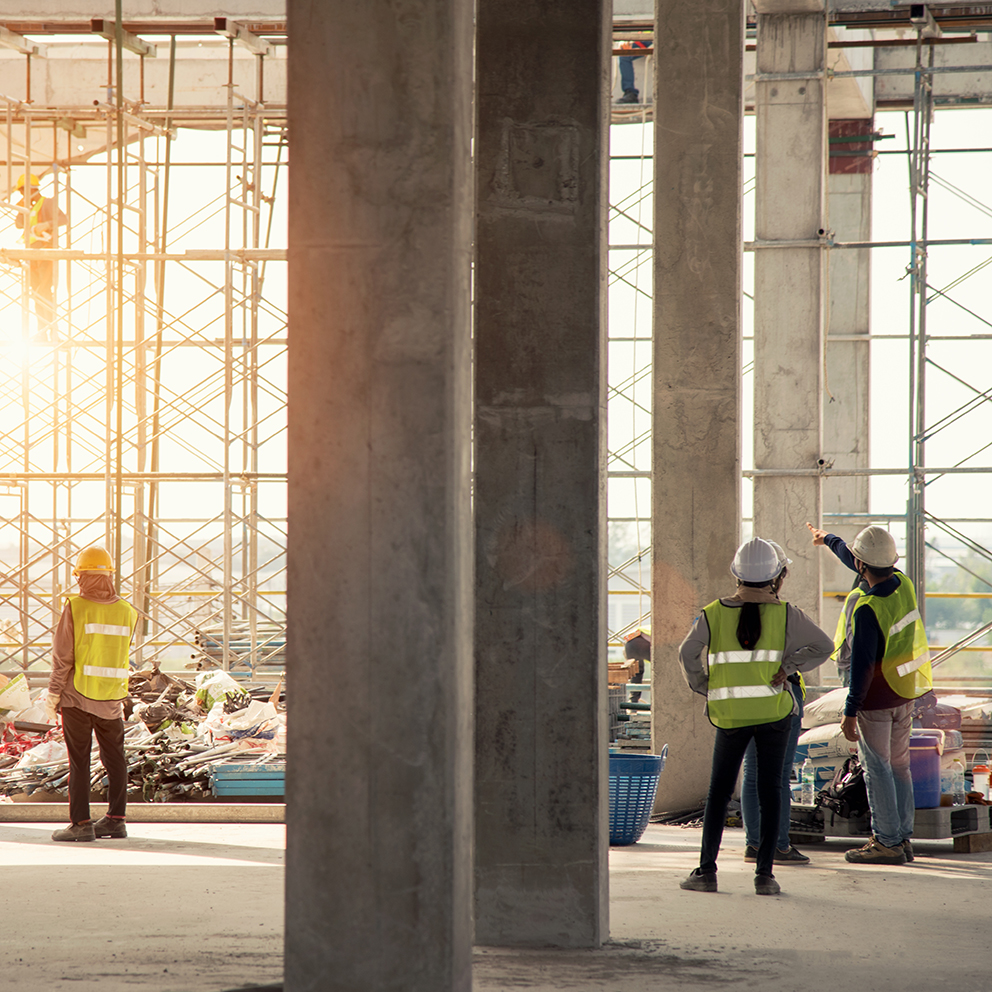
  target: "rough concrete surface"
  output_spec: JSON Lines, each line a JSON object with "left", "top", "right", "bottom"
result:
{"left": 0, "top": 822, "right": 284, "bottom": 992}
{"left": 3, "top": 819, "right": 991, "bottom": 991}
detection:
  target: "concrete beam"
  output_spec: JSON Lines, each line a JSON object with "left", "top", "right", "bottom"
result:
{"left": 651, "top": 0, "right": 745, "bottom": 810}
{"left": 285, "top": 1, "right": 474, "bottom": 989}
{"left": 474, "top": 0, "right": 610, "bottom": 949}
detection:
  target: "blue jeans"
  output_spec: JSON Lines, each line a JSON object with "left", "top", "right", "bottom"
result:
{"left": 619, "top": 54, "right": 643, "bottom": 94}
{"left": 699, "top": 714, "right": 792, "bottom": 877}
{"left": 857, "top": 701, "right": 915, "bottom": 848}
{"left": 742, "top": 683, "right": 803, "bottom": 851}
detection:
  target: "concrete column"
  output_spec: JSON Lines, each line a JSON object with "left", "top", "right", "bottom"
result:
{"left": 474, "top": 0, "right": 610, "bottom": 948}
{"left": 284, "top": 3, "right": 473, "bottom": 990}
{"left": 822, "top": 118, "right": 874, "bottom": 664}
{"left": 651, "top": 0, "right": 745, "bottom": 810}
{"left": 752, "top": 2, "right": 827, "bottom": 624}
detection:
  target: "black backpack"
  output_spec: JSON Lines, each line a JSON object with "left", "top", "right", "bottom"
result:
{"left": 816, "top": 755, "right": 870, "bottom": 819}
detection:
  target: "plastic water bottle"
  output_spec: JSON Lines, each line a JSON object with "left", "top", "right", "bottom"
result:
{"left": 801, "top": 758, "right": 815, "bottom": 806}
{"left": 952, "top": 757, "right": 967, "bottom": 805}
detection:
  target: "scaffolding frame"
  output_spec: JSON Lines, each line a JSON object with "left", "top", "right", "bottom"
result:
{"left": 0, "top": 23, "right": 287, "bottom": 681}
{"left": 606, "top": 23, "right": 992, "bottom": 680}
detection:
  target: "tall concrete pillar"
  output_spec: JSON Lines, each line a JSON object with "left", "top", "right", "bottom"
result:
{"left": 474, "top": 0, "right": 610, "bottom": 948}
{"left": 752, "top": 1, "right": 827, "bottom": 624}
{"left": 822, "top": 118, "right": 874, "bottom": 663}
{"left": 651, "top": 0, "right": 746, "bottom": 810}
{"left": 284, "top": 3, "right": 474, "bottom": 990}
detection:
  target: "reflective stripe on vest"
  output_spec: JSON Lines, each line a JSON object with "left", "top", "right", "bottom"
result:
{"left": 853, "top": 573, "right": 932, "bottom": 699}
{"left": 701, "top": 600, "right": 793, "bottom": 729}
{"left": 68, "top": 595, "right": 137, "bottom": 700}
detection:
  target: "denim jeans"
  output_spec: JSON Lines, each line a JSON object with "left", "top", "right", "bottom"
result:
{"left": 741, "top": 683, "right": 803, "bottom": 851}
{"left": 857, "top": 701, "right": 915, "bottom": 848}
{"left": 619, "top": 54, "right": 643, "bottom": 93}
{"left": 699, "top": 714, "right": 792, "bottom": 877}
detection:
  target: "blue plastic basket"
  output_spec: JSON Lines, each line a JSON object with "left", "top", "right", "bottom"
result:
{"left": 609, "top": 745, "right": 667, "bottom": 846}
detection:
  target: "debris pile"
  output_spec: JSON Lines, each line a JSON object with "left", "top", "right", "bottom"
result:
{"left": 0, "top": 666, "right": 285, "bottom": 803}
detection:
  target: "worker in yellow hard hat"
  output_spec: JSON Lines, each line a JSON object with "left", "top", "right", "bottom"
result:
{"left": 11, "top": 171, "right": 67, "bottom": 343}
{"left": 47, "top": 546, "right": 137, "bottom": 842}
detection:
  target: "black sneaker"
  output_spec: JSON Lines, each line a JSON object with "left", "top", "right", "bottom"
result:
{"left": 743, "top": 845, "right": 758, "bottom": 863}
{"left": 902, "top": 839, "right": 914, "bottom": 863}
{"left": 774, "top": 845, "right": 810, "bottom": 865}
{"left": 679, "top": 868, "right": 717, "bottom": 892}
{"left": 94, "top": 815, "right": 128, "bottom": 839}
{"left": 618, "top": 89, "right": 640, "bottom": 104}
{"left": 755, "top": 873, "right": 781, "bottom": 895}
{"left": 52, "top": 821, "right": 95, "bottom": 842}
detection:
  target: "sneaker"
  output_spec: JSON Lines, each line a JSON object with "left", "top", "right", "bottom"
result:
{"left": 52, "top": 821, "right": 95, "bottom": 843}
{"left": 743, "top": 845, "right": 757, "bottom": 863}
{"left": 93, "top": 815, "right": 128, "bottom": 839}
{"left": 902, "top": 839, "right": 914, "bottom": 863}
{"left": 679, "top": 868, "right": 717, "bottom": 892}
{"left": 618, "top": 89, "right": 640, "bottom": 104}
{"left": 844, "top": 837, "right": 906, "bottom": 865}
{"left": 754, "top": 874, "right": 781, "bottom": 895}
{"left": 774, "top": 845, "right": 810, "bottom": 865}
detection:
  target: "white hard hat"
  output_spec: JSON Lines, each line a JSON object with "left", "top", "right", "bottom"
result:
{"left": 731, "top": 538, "right": 782, "bottom": 583}
{"left": 763, "top": 539, "right": 792, "bottom": 568}
{"left": 851, "top": 526, "right": 898, "bottom": 568}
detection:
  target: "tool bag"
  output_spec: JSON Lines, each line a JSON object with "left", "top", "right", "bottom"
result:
{"left": 816, "top": 755, "right": 870, "bottom": 819}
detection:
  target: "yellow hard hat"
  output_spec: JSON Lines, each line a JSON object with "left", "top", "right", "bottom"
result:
{"left": 73, "top": 546, "right": 115, "bottom": 576}
{"left": 15, "top": 173, "right": 40, "bottom": 190}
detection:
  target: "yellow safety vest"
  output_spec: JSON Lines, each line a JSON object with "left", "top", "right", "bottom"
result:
{"left": 701, "top": 600, "right": 793, "bottom": 729}
{"left": 24, "top": 197, "right": 44, "bottom": 245}
{"left": 68, "top": 596, "right": 137, "bottom": 700}
{"left": 852, "top": 574, "right": 932, "bottom": 699}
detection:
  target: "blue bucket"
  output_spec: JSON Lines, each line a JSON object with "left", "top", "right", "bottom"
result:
{"left": 609, "top": 744, "right": 667, "bottom": 846}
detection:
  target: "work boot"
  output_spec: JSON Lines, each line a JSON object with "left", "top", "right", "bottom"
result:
{"left": 774, "top": 845, "right": 810, "bottom": 865}
{"left": 93, "top": 815, "right": 128, "bottom": 839}
{"left": 679, "top": 868, "right": 717, "bottom": 892}
{"left": 902, "top": 839, "right": 914, "bottom": 863}
{"left": 844, "top": 837, "right": 906, "bottom": 865}
{"left": 618, "top": 89, "right": 640, "bottom": 104}
{"left": 754, "top": 873, "right": 781, "bottom": 895}
{"left": 52, "top": 821, "right": 95, "bottom": 842}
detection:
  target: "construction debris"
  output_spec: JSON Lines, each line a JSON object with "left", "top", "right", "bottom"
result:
{"left": 0, "top": 665, "right": 285, "bottom": 804}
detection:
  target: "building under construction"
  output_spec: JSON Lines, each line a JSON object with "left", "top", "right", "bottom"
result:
{"left": 1, "top": 2, "right": 992, "bottom": 990}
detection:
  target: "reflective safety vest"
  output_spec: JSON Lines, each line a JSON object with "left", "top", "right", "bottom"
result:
{"left": 68, "top": 596, "right": 137, "bottom": 700}
{"left": 24, "top": 197, "right": 45, "bottom": 245}
{"left": 701, "top": 600, "right": 794, "bottom": 729}
{"left": 830, "top": 587, "right": 861, "bottom": 672}
{"left": 852, "top": 574, "right": 932, "bottom": 699}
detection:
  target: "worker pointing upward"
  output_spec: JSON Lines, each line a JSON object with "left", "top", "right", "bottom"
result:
{"left": 47, "top": 547, "right": 137, "bottom": 842}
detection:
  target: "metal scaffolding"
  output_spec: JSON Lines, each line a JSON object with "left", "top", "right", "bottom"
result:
{"left": 0, "top": 21, "right": 287, "bottom": 680}
{"left": 606, "top": 18, "right": 992, "bottom": 681}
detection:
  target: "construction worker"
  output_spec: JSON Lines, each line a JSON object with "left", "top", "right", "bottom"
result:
{"left": 12, "top": 172, "right": 66, "bottom": 342}
{"left": 617, "top": 39, "right": 650, "bottom": 104}
{"left": 47, "top": 547, "right": 137, "bottom": 842}
{"left": 740, "top": 539, "right": 812, "bottom": 867}
{"left": 678, "top": 538, "right": 833, "bottom": 895}
{"left": 807, "top": 522, "right": 933, "bottom": 866}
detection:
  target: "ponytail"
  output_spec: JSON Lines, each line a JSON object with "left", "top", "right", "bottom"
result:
{"left": 736, "top": 601, "right": 762, "bottom": 650}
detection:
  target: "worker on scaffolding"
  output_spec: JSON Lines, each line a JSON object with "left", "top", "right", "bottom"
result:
{"left": 46, "top": 547, "right": 137, "bottom": 842}
{"left": 12, "top": 172, "right": 66, "bottom": 343}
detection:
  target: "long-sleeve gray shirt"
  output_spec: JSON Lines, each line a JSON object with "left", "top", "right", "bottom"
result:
{"left": 678, "top": 585, "right": 834, "bottom": 706}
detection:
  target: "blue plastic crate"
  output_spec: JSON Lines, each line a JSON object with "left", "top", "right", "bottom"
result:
{"left": 209, "top": 761, "right": 285, "bottom": 797}
{"left": 609, "top": 745, "right": 667, "bottom": 846}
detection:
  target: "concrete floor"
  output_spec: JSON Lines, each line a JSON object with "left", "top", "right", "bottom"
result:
{"left": 2, "top": 818, "right": 990, "bottom": 991}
